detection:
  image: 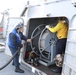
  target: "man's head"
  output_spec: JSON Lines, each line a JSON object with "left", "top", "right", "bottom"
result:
{"left": 58, "top": 17, "right": 66, "bottom": 23}
{"left": 15, "top": 22, "right": 24, "bottom": 32}
{"left": 15, "top": 22, "right": 23, "bottom": 29}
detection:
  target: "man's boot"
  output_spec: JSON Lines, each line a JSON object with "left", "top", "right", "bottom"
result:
{"left": 15, "top": 66, "right": 24, "bottom": 73}
{"left": 51, "top": 67, "right": 62, "bottom": 73}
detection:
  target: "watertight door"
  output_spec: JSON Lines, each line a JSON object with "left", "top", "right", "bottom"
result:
{"left": 5, "top": 17, "right": 24, "bottom": 56}
{"left": 62, "top": 14, "right": 76, "bottom": 75}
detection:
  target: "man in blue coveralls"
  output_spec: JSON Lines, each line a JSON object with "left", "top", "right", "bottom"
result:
{"left": 8, "top": 22, "right": 31, "bottom": 73}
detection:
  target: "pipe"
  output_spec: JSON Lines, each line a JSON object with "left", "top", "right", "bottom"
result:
{"left": 20, "top": 7, "right": 28, "bottom": 16}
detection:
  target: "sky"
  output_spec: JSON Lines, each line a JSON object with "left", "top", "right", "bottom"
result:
{"left": 0, "top": 0, "right": 45, "bottom": 13}
{"left": 0, "top": 0, "right": 28, "bottom": 21}
{"left": 0, "top": 0, "right": 29, "bottom": 12}
{"left": 0, "top": 0, "right": 44, "bottom": 21}
{"left": 0, "top": 0, "right": 74, "bottom": 21}
{"left": 0, "top": 0, "right": 48, "bottom": 23}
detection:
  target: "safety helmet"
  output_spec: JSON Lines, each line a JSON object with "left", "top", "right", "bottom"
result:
{"left": 15, "top": 22, "right": 23, "bottom": 29}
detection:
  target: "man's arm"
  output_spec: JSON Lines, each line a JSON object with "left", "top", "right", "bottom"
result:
{"left": 19, "top": 32, "right": 27, "bottom": 41}
{"left": 20, "top": 32, "right": 31, "bottom": 42}
{"left": 47, "top": 22, "right": 63, "bottom": 33}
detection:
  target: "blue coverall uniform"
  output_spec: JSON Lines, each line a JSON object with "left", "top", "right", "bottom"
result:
{"left": 8, "top": 28, "right": 27, "bottom": 67}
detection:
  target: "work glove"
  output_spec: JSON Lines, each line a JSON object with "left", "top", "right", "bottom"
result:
{"left": 27, "top": 39, "right": 31, "bottom": 42}
{"left": 45, "top": 25, "right": 50, "bottom": 29}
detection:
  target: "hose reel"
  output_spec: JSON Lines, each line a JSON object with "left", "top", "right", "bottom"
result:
{"left": 31, "top": 24, "right": 57, "bottom": 61}
{"left": 30, "top": 24, "right": 46, "bottom": 56}
{"left": 38, "top": 28, "right": 57, "bottom": 61}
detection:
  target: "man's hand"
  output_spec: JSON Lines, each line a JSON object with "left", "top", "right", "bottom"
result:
{"left": 45, "top": 25, "right": 50, "bottom": 29}
{"left": 27, "top": 39, "right": 31, "bottom": 42}
{"left": 22, "top": 44, "right": 25, "bottom": 48}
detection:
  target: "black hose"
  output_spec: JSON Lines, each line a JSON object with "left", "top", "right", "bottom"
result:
{"left": 0, "top": 48, "right": 20, "bottom": 70}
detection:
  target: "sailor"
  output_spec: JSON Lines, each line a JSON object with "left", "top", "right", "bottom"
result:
{"left": 8, "top": 22, "right": 31, "bottom": 73}
{"left": 45, "top": 17, "right": 68, "bottom": 73}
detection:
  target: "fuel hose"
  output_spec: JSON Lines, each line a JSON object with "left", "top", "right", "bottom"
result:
{"left": 0, "top": 31, "right": 41, "bottom": 70}
{"left": 0, "top": 48, "right": 20, "bottom": 70}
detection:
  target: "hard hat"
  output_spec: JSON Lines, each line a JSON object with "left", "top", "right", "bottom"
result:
{"left": 15, "top": 22, "right": 23, "bottom": 29}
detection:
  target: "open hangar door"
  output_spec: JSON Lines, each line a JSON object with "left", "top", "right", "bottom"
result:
{"left": 22, "top": 17, "right": 68, "bottom": 75}
{"left": 25, "top": 17, "right": 58, "bottom": 65}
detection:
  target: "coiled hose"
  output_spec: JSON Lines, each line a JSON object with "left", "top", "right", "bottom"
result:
{"left": 0, "top": 31, "right": 40, "bottom": 70}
